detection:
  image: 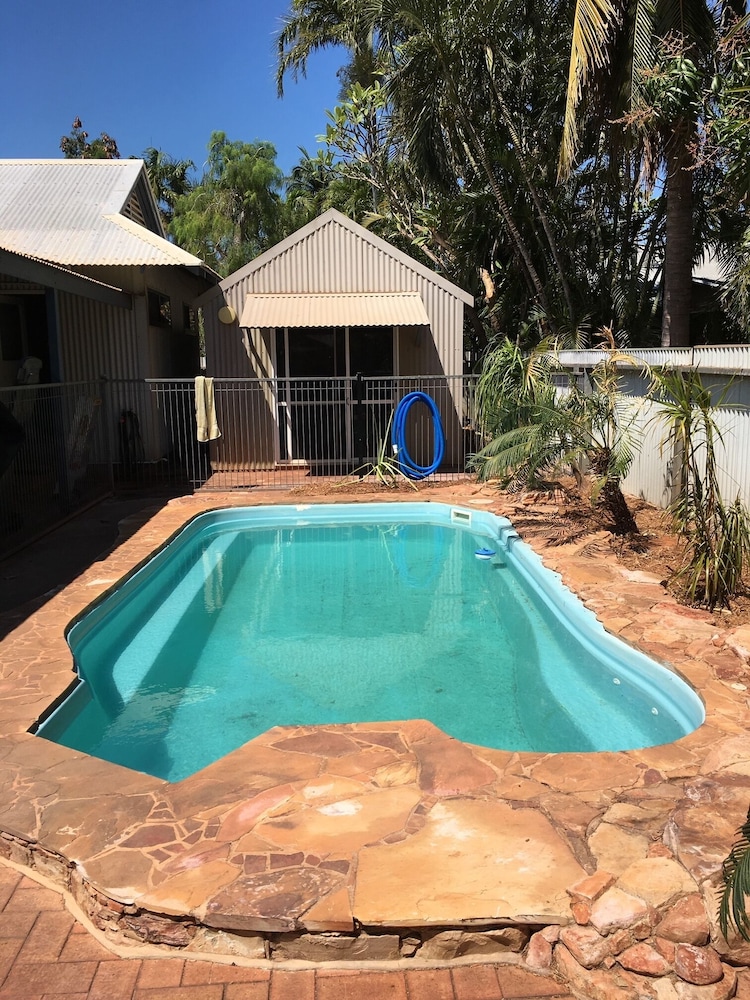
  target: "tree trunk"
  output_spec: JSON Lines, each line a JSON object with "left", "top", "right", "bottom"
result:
{"left": 599, "top": 478, "right": 639, "bottom": 535}
{"left": 590, "top": 451, "right": 639, "bottom": 535}
{"left": 661, "top": 128, "right": 693, "bottom": 348}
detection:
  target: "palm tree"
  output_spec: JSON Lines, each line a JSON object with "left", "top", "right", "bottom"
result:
{"left": 649, "top": 367, "right": 750, "bottom": 608}
{"left": 365, "top": 0, "right": 610, "bottom": 333}
{"left": 275, "top": 0, "right": 669, "bottom": 343}
{"left": 720, "top": 807, "right": 750, "bottom": 944}
{"left": 276, "top": 0, "right": 380, "bottom": 96}
{"left": 559, "top": 0, "right": 741, "bottom": 347}
{"left": 472, "top": 332, "right": 645, "bottom": 535}
{"left": 142, "top": 148, "right": 194, "bottom": 227}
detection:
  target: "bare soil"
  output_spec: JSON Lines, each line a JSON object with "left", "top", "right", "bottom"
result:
{"left": 290, "top": 474, "right": 750, "bottom": 629}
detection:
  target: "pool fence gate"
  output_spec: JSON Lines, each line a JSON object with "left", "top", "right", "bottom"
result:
{"left": 0, "top": 374, "right": 482, "bottom": 557}
{"left": 4, "top": 347, "right": 750, "bottom": 558}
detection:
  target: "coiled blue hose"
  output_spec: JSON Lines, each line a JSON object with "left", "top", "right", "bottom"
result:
{"left": 391, "top": 392, "right": 445, "bottom": 479}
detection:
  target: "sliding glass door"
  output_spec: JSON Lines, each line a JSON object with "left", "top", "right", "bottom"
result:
{"left": 275, "top": 326, "right": 395, "bottom": 468}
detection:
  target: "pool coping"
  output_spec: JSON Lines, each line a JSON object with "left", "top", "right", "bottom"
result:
{"left": 2, "top": 485, "right": 750, "bottom": 984}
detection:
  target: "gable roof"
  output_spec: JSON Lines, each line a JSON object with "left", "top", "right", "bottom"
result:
{"left": 208, "top": 209, "right": 474, "bottom": 306}
{"left": 0, "top": 159, "right": 207, "bottom": 270}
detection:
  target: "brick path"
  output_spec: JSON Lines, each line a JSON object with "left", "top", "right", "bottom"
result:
{"left": 0, "top": 864, "right": 574, "bottom": 1000}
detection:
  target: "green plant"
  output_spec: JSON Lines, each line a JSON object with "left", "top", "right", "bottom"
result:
{"left": 719, "top": 807, "right": 750, "bottom": 942}
{"left": 335, "top": 412, "right": 418, "bottom": 490}
{"left": 650, "top": 368, "right": 750, "bottom": 608}
{"left": 471, "top": 332, "right": 646, "bottom": 534}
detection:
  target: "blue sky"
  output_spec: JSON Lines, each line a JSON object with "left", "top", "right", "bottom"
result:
{"left": 2, "top": 0, "right": 345, "bottom": 178}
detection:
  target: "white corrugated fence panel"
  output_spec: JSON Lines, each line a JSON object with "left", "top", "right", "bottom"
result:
{"left": 713, "top": 408, "right": 750, "bottom": 502}
{"left": 558, "top": 346, "right": 750, "bottom": 374}
{"left": 621, "top": 398, "right": 674, "bottom": 508}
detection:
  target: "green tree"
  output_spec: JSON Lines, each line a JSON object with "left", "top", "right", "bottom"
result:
{"left": 472, "top": 332, "right": 644, "bottom": 534}
{"left": 694, "top": 16, "right": 750, "bottom": 335}
{"left": 276, "top": 0, "right": 381, "bottom": 98}
{"left": 277, "top": 0, "right": 668, "bottom": 349}
{"left": 559, "top": 0, "right": 743, "bottom": 347}
{"left": 141, "top": 148, "right": 194, "bottom": 227}
{"left": 170, "top": 133, "right": 284, "bottom": 276}
{"left": 283, "top": 147, "right": 372, "bottom": 236}
{"left": 649, "top": 368, "right": 750, "bottom": 608}
{"left": 60, "top": 117, "right": 120, "bottom": 159}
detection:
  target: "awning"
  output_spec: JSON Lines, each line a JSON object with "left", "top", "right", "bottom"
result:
{"left": 239, "top": 292, "right": 430, "bottom": 329}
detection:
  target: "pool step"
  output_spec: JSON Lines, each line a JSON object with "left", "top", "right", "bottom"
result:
{"left": 110, "top": 531, "right": 241, "bottom": 702}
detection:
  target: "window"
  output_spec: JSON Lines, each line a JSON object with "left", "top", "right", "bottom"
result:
{"left": 183, "top": 304, "right": 197, "bottom": 333}
{"left": 0, "top": 303, "right": 23, "bottom": 360}
{"left": 148, "top": 290, "right": 172, "bottom": 328}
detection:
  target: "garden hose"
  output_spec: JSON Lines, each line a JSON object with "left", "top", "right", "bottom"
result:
{"left": 391, "top": 391, "right": 445, "bottom": 479}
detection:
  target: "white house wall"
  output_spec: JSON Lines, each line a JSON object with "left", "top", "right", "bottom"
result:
{"left": 559, "top": 348, "right": 750, "bottom": 510}
{"left": 56, "top": 290, "right": 140, "bottom": 382}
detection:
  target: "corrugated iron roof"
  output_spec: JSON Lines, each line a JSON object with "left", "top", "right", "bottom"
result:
{"left": 0, "top": 160, "right": 205, "bottom": 268}
{"left": 239, "top": 292, "right": 430, "bottom": 329}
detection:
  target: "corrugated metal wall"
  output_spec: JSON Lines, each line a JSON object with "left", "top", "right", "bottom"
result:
{"left": 55, "top": 290, "right": 159, "bottom": 459}
{"left": 56, "top": 290, "right": 141, "bottom": 382}
{"left": 559, "top": 350, "right": 750, "bottom": 509}
{"left": 619, "top": 398, "right": 750, "bottom": 509}
{"left": 201, "top": 215, "right": 469, "bottom": 472}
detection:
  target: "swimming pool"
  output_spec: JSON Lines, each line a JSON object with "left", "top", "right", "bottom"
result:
{"left": 38, "top": 503, "right": 704, "bottom": 781}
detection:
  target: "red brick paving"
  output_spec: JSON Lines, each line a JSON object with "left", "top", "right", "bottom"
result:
{"left": 405, "top": 968, "right": 455, "bottom": 1000}
{"left": 269, "top": 970, "right": 315, "bottom": 1000}
{"left": 0, "top": 863, "right": 577, "bottom": 1000}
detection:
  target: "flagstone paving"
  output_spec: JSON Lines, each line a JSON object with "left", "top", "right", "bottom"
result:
{"left": 3, "top": 485, "right": 750, "bottom": 998}
{"left": 0, "top": 860, "right": 579, "bottom": 999}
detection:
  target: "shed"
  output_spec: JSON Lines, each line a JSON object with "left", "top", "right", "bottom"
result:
{"left": 198, "top": 209, "right": 474, "bottom": 474}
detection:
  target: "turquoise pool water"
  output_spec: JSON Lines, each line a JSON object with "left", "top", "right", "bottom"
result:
{"left": 38, "top": 503, "right": 704, "bottom": 781}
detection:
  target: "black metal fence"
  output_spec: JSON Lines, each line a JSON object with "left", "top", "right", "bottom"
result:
{"left": 0, "top": 375, "right": 481, "bottom": 555}
{"left": 0, "top": 380, "right": 112, "bottom": 556}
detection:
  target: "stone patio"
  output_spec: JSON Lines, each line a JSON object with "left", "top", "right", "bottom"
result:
{"left": 2, "top": 484, "right": 750, "bottom": 998}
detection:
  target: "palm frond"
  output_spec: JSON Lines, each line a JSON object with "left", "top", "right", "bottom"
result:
{"left": 560, "top": 0, "right": 621, "bottom": 175}
{"left": 720, "top": 809, "right": 750, "bottom": 943}
{"left": 630, "top": 0, "right": 657, "bottom": 105}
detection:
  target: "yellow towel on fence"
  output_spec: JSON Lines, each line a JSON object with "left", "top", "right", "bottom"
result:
{"left": 195, "top": 376, "right": 221, "bottom": 442}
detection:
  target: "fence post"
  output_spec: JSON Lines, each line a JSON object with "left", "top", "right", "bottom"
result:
{"left": 353, "top": 372, "right": 364, "bottom": 472}
{"left": 100, "top": 376, "right": 115, "bottom": 494}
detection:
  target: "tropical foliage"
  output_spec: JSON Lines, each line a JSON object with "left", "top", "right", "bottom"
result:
{"left": 721, "top": 807, "right": 750, "bottom": 943}
{"left": 561, "top": 0, "right": 747, "bottom": 347}
{"left": 272, "top": 0, "right": 750, "bottom": 349}
{"left": 141, "top": 148, "right": 194, "bottom": 228}
{"left": 336, "top": 411, "right": 419, "bottom": 489}
{"left": 170, "top": 133, "right": 285, "bottom": 276}
{"left": 68, "top": 0, "right": 750, "bottom": 345}
{"left": 60, "top": 117, "right": 120, "bottom": 159}
{"left": 471, "top": 332, "right": 644, "bottom": 534}
{"left": 649, "top": 368, "right": 750, "bottom": 608}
